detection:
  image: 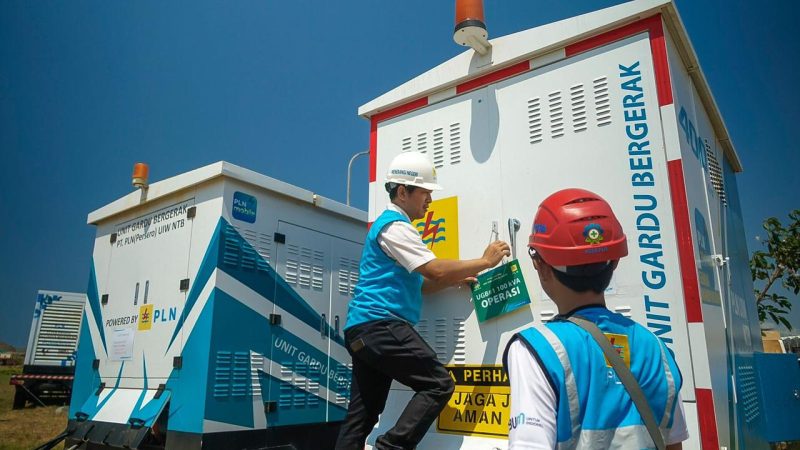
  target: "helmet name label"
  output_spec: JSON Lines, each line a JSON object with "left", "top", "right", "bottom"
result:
{"left": 390, "top": 169, "right": 419, "bottom": 177}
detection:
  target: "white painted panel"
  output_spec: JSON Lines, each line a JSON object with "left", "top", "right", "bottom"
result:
{"left": 328, "top": 237, "right": 363, "bottom": 413}
{"left": 681, "top": 401, "right": 703, "bottom": 450}
{"left": 100, "top": 196, "right": 196, "bottom": 381}
{"left": 370, "top": 32, "right": 701, "bottom": 448}
{"left": 372, "top": 80, "right": 508, "bottom": 447}
{"left": 490, "top": 32, "right": 694, "bottom": 391}
{"left": 91, "top": 389, "right": 143, "bottom": 424}
{"left": 666, "top": 27, "right": 734, "bottom": 448}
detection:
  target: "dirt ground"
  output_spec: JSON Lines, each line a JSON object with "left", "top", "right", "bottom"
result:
{"left": 0, "top": 365, "right": 66, "bottom": 450}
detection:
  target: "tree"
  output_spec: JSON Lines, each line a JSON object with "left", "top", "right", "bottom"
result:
{"left": 750, "top": 209, "right": 800, "bottom": 330}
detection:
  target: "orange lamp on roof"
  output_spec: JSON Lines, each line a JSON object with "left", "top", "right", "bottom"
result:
{"left": 454, "top": 0, "right": 490, "bottom": 55}
{"left": 132, "top": 163, "right": 149, "bottom": 189}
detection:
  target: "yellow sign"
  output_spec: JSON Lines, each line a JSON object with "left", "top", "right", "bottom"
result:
{"left": 413, "top": 196, "right": 459, "bottom": 260}
{"left": 603, "top": 333, "right": 630, "bottom": 368}
{"left": 437, "top": 365, "right": 510, "bottom": 438}
{"left": 138, "top": 305, "right": 153, "bottom": 331}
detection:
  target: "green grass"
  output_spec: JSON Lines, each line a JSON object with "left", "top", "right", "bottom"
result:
{"left": 0, "top": 365, "right": 66, "bottom": 450}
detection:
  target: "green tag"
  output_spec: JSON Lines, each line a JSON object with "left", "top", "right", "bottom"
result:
{"left": 471, "top": 259, "right": 531, "bottom": 322}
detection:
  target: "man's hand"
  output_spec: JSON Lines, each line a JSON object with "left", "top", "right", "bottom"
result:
{"left": 418, "top": 241, "right": 510, "bottom": 294}
{"left": 482, "top": 241, "right": 511, "bottom": 267}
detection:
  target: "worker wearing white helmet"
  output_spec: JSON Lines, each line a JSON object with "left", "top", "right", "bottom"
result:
{"left": 336, "top": 151, "right": 510, "bottom": 450}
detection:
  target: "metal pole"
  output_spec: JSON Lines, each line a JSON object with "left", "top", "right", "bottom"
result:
{"left": 346, "top": 150, "right": 370, "bottom": 206}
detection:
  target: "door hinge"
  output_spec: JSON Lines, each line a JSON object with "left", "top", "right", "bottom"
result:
{"left": 179, "top": 278, "right": 190, "bottom": 291}
{"left": 274, "top": 232, "right": 286, "bottom": 244}
{"left": 110, "top": 233, "right": 117, "bottom": 244}
{"left": 187, "top": 206, "right": 196, "bottom": 219}
{"left": 269, "top": 314, "right": 282, "bottom": 326}
{"left": 264, "top": 401, "right": 277, "bottom": 413}
{"left": 712, "top": 254, "right": 729, "bottom": 267}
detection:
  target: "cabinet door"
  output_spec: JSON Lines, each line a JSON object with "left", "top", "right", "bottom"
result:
{"left": 103, "top": 199, "right": 195, "bottom": 383}
{"left": 327, "top": 237, "right": 363, "bottom": 420}
{"left": 270, "top": 221, "right": 332, "bottom": 425}
{"left": 379, "top": 86, "right": 508, "bottom": 364}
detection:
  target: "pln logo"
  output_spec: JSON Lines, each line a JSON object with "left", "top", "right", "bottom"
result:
{"left": 413, "top": 196, "right": 459, "bottom": 260}
{"left": 603, "top": 333, "right": 630, "bottom": 368}
{"left": 138, "top": 305, "right": 153, "bottom": 331}
{"left": 138, "top": 304, "right": 178, "bottom": 331}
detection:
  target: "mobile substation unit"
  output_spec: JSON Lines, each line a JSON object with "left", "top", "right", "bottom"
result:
{"left": 359, "top": 0, "right": 798, "bottom": 448}
{"left": 66, "top": 162, "right": 365, "bottom": 449}
{"left": 11, "top": 290, "right": 85, "bottom": 408}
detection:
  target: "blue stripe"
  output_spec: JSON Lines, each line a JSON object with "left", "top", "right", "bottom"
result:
{"left": 86, "top": 263, "right": 107, "bottom": 354}
{"left": 218, "top": 219, "right": 345, "bottom": 347}
{"left": 69, "top": 310, "right": 98, "bottom": 419}
{"left": 167, "top": 219, "right": 223, "bottom": 350}
{"left": 271, "top": 328, "right": 352, "bottom": 397}
{"left": 165, "top": 291, "right": 215, "bottom": 433}
{"left": 264, "top": 374, "right": 335, "bottom": 426}
{"left": 128, "top": 355, "right": 149, "bottom": 423}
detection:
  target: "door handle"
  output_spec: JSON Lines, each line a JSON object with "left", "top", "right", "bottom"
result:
{"left": 334, "top": 315, "right": 340, "bottom": 336}
{"left": 321, "top": 313, "right": 327, "bottom": 339}
{"left": 508, "top": 218, "right": 521, "bottom": 260}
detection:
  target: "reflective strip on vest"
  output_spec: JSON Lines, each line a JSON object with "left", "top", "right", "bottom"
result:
{"left": 539, "top": 325, "right": 581, "bottom": 447}
{"left": 658, "top": 343, "right": 677, "bottom": 429}
{"left": 569, "top": 425, "right": 657, "bottom": 450}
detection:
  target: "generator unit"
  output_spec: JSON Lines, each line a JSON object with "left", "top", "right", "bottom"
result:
{"left": 66, "top": 162, "right": 365, "bottom": 449}
{"left": 11, "top": 290, "right": 85, "bottom": 409}
{"left": 358, "top": 0, "right": 783, "bottom": 448}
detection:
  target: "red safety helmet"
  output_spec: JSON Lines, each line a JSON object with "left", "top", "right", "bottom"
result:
{"left": 528, "top": 188, "right": 628, "bottom": 267}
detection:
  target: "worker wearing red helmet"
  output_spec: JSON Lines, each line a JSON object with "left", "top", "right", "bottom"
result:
{"left": 503, "top": 188, "right": 689, "bottom": 450}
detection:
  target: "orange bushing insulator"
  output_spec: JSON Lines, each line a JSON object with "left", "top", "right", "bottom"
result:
{"left": 132, "top": 162, "right": 149, "bottom": 188}
{"left": 455, "top": 0, "right": 485, "bottom": 31}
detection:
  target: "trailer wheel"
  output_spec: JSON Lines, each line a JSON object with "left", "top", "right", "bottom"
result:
{"left": 12, "top": 386, "right": 27, "bottom": 409}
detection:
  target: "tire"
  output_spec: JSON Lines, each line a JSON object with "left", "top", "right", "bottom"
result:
{"left": 12, "top": 386, "right": 26, "bottom": 409}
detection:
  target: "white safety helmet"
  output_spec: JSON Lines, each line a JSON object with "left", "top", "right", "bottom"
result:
{"left": 384, "top": 151, "right": 443, "bottom": 191}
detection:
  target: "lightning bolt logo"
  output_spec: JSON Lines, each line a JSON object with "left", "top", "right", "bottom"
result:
{"left": 602, "top": 333, "right": 630, "bottom": 367}
{"left": 417, "top": 210, "right": 446, "bottom": 249}
{"left": 421, "top": 211, "right": 440, "bottom": 247}
{"left": 413, "top": 197, "right": 457, "bottom": 259}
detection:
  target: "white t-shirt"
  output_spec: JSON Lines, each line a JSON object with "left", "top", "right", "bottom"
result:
{"left": 506, "top": 340, "right": 689, "bottom": 449}
{"left": 376, "top": 204, "right": 436, "bottom": 273}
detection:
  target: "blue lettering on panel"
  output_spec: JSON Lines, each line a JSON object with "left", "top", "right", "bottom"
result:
{"left": 678, "top": 107, "right": 708, "bottom": 170}
{"left": 619, "top": 61, "right": 674, "bottom": 347}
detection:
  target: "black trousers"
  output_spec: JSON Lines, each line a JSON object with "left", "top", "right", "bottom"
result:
{"left": 334, "top": 320, "right": 455, "bottom": 450}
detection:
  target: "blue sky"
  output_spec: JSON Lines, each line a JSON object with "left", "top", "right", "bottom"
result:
{"left": 1, "top": 0, "right": 797, "bottom": 347}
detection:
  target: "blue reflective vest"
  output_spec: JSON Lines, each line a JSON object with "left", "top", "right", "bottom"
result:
{"left": 344, "top": 209, "right": 424, "bottom": 330}
{"left": 507, "top": 306, "right": 682, "bottom": 449}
